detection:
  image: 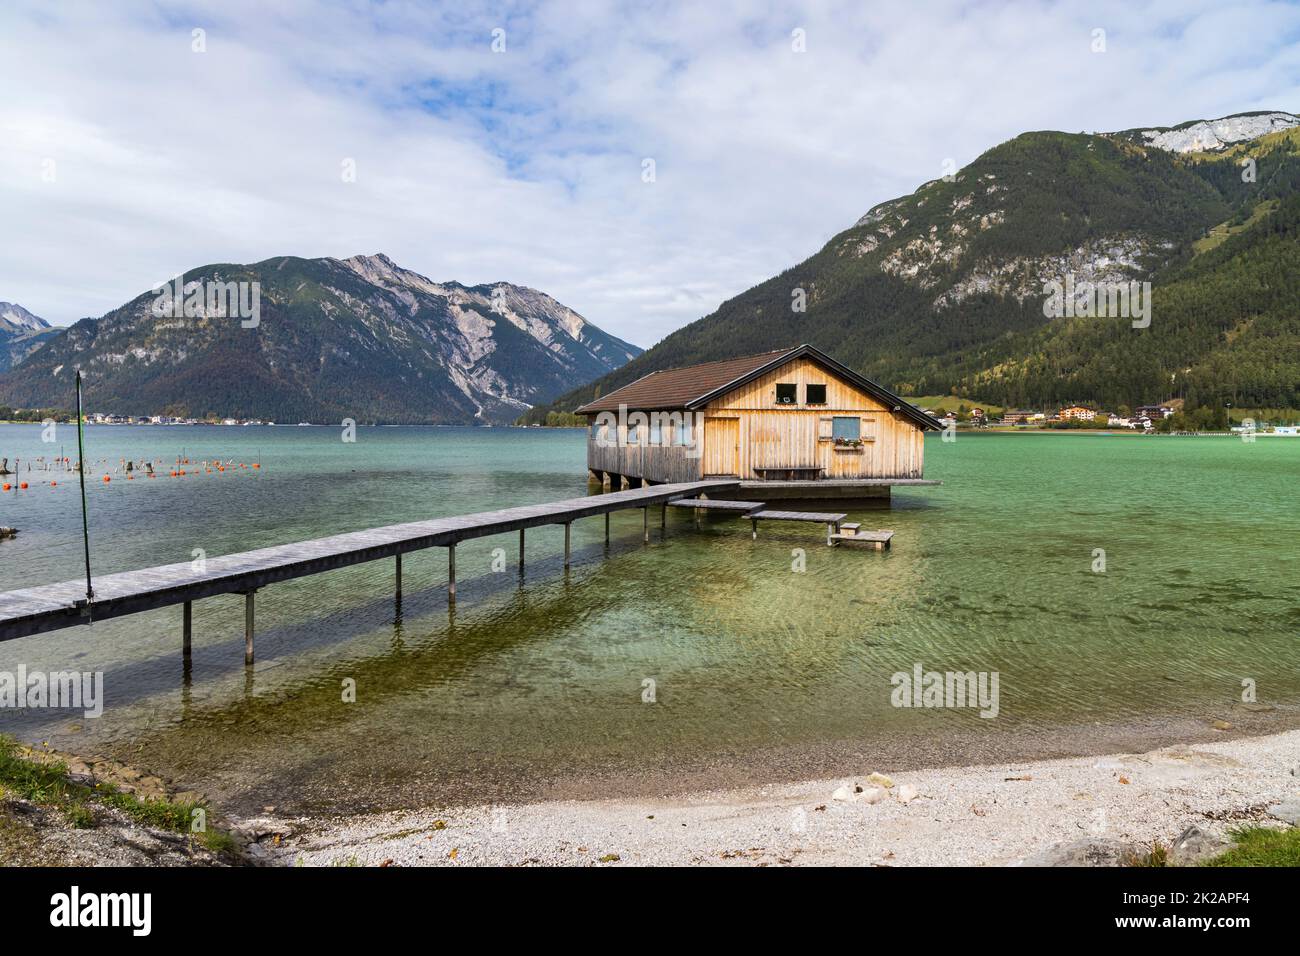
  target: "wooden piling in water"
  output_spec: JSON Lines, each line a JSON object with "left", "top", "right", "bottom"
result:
{"left": 182, "top": 600, "right": 192, "bottom": 658}
{"left": 448, "top": 544, "right": 457, "bottom": 604}
{"left": 604, "top": 511, "right": 610, "bottom": 544}
{"left": 564, "top": 522, "right": 571, "bottom": 568}
{"left": 243, "top": 591, "right": 255, "bottom": 665}
{"left": 642, "top": 507, "right": 649, "bottom": 543}
{"left": 395, "top": 553, "right": 402, "bottom": 600}
{"left": 519, "top": 528, "right": 525, "bottom": 571}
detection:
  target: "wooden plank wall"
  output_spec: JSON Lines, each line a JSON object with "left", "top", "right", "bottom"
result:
{"left": 586, "top": 415, "right": 703, "bottom": 483}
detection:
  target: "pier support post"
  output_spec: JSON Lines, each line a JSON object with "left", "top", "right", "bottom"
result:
{"left": 661, "top": 503, "right": 667, "bottom": 537}
{"left": 395, "top": 553, "right": 402, "bottom": 601}
{"left": 604, "top": 511, "right": 609, "bottom": 544}
{"left": 243, "top": 591, "right": 255, "bottom": 666}
{"left": 448, "top": 544, "right": 457, "bottom": 604}
{"left": 564, "top": 522, "right": 571, "bottom": 569}
{"left": 751, "top": 518, "right": 758, "bottom": 540}
{"left": 182, "top": 600, "right": 192, "bottom": 659}
{"left": 519, "top": 528, "right": 525, "bottom": 572}
{"left": 642, "top": 507, "right": 649, "bottom": 543}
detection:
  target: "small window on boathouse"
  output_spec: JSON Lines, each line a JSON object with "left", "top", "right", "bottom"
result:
{"left": 775, "top": 383, "right": 797, "bottom": 405}
{"left": 626, "top": 422, "right": 640, "bottom": 445}
{"left": 832, "top": 416, "right": 861, "bottom": 441}
{"left": 806, "top": 384, "right": 827, "bottom": 405}
{"left": 677, "top": 421, "right": 693, "bottom": 446}
{"left": 649, "top": 420, "right": 662, "bottom": 445}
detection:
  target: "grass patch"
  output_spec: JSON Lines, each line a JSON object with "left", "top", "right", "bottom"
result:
{"left": 0, "top": 737, "right": 87, "bottom": 821}
{"left": 1123, "top": 841, "right": 1170, "bottom": 867}
{"left": 0, "top": 734, "right": 236, "bottom": 855}
{"left": 1193, "top": 200, "right": 1279, "bottom": 255}
{"left": 904, "top": 395, "right": 1006, "bottom": 417}
{"left": 1203, "top": 827, "right": 1300, "bottom": 867}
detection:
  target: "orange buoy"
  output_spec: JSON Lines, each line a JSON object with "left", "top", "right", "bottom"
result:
{"left": 50, "top": 481, "right": 57, "bottom": 487}
{"left": 19, "top": 482, "right": 27, "bottom": 489}
{"left": 103, "top": 475, "right": 111, "bottom": 483}
{"left": 252, "top": 463, "right": 260, "bottom": 469}
{"left": 2, "top": 484, "right": 9, "bottom": 491}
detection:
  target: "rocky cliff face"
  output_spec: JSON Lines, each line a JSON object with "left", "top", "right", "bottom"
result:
{"left": 1131, "top": 111, "right": 1300, "bottom": 153}
{"left": 0, "top": 302, "right": 59, "bottom": 373}
{"left": 0, "top": 255, "right": 640, "bottom": 422}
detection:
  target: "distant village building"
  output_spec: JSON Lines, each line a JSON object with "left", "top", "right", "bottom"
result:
{"left": 576, "top": 344, "right": 939, "bottom": 499}
{"left": 1059, "top": 406, "right": 1096, "bottom": 421}
{"left": 1136, "top": 404, "right": 1174, "bottom": 420}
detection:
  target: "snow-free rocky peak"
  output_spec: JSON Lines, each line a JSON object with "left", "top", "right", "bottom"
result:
{"left": 0, "top": 302, "right": 51, "bottom": 334}
{"left": 1134, "top": 111, "right": 1299, "bottom": 153}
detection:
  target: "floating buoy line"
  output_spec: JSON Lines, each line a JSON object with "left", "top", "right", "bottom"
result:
{"left": 0, "top": 452, "right": 263, "bottom": 493}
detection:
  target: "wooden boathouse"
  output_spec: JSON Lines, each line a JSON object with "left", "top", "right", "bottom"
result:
{"left": 576, "top": 344, "right": 941, "bottom": 500}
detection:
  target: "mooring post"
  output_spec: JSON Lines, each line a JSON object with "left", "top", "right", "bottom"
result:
{"left": 642, "top": 507, "right": 649, "bottom": 543}
{"left": 604, "top": 511, "right": 610, "bottom": 544}
{"left": 243, "top": 591, "right": 255, "bottom": 666}
{"left": 182, "top": 600, "right": 192, "bottom": 659}
{"left": 661, "top": 503, "right": 667, "bottom": 537}
{"left": 751, "top": 518, "right": 758, "bottom": 540}
{"left": 564, "top": 522, "right": 571, "bottom": 568}
{"left": 448, "top": 544, "right": 457, "bottom": 604}
{"left": 519, "top": 528, "right": 525, "bottom": 572}
{"left": 395, "top": 552, "right": 402, "bottom": 601}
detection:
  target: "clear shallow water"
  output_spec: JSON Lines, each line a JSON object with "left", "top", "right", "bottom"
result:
{"left": 0, "top": 425, "right": 1297, "bottom": 813}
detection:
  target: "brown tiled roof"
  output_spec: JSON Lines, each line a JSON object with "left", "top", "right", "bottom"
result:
{"left": 575, "top": 349, "right": 796, "bottom": 413}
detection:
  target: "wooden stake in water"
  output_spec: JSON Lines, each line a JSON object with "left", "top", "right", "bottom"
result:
{"left": 75, "top": 372, "right": 93, "bottom": 602}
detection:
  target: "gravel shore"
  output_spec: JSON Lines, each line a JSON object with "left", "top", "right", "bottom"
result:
{"left": 269, "top": 728, "right": 1300, "bottom": 866}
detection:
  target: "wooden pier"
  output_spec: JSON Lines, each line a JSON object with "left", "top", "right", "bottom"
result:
{"left": 0, "top": 480, "right": 740, "bottom": 647}
{"left": 0, "top": 476, "right": 894, "bottom": 664}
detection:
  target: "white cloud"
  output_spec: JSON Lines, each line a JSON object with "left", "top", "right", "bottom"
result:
{"left": 2, "top": 0, "right": 1297, "bottom": 346}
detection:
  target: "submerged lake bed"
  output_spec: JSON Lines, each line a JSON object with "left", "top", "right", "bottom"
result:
{"left": 0, "top": 425, "right": 1297, "bottom": 816}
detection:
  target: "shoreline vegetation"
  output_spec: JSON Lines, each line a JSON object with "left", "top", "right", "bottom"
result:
{"left": 0, "top": 735, "right": 243, "bottom": 866}
{"left": 515, "top": 398, "right": 1299, "bottom": 431}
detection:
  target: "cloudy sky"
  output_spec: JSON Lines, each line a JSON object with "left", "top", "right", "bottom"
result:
{"left": 3, "top": 0, "right": 1298, "bottom": 346}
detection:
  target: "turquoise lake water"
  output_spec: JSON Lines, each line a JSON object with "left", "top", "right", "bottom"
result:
{"left": 0, "top": 424, "right": 1297, "bottom": 813}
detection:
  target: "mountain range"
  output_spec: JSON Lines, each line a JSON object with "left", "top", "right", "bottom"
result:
{"left": 526, "top": 110, "right": 1300, "bottom": 420}
{"left": 0, "top": 255, "right": 640, "bottom": 424}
